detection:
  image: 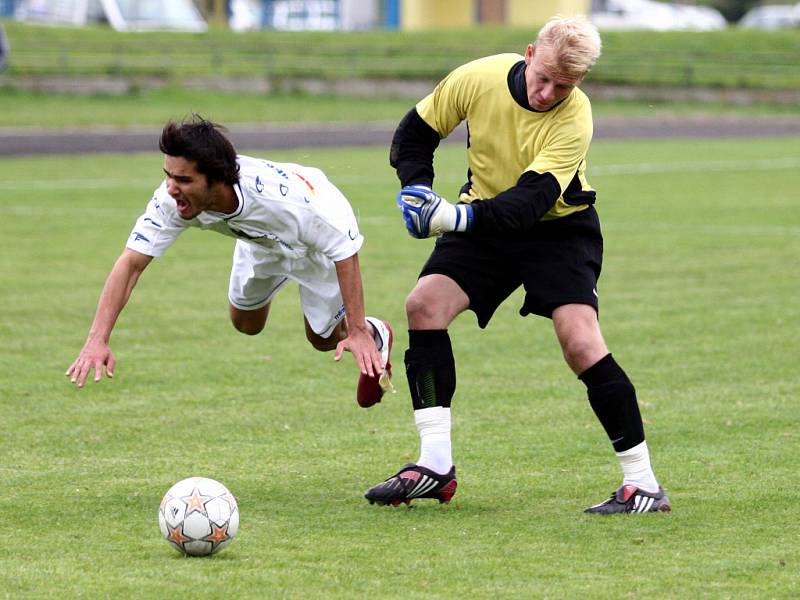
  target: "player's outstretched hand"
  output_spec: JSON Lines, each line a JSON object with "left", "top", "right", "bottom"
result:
{"left": 396, "top": 185, "right": 473, "bottom": 239}
{"left": 65, "top": 341, "right": 116, "bottom": 388}
{"left": 334, "top": 324, "right": 383, "bottom": 378}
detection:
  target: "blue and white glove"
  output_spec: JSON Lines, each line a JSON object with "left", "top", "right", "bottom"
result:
{"left": 396, "top": 185, "right": 474, "bottom": 239}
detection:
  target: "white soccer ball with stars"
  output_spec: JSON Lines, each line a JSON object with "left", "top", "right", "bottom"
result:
{"left": 158, "top": 476, "right": 239, "bottom": 556}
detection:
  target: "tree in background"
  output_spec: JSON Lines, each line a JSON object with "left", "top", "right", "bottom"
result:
{"left": 0, "top": 23, "right": 8, "bottom": 72}
{"left": 692, "top": 0, "right": 764, "bottom": 22}
{"left": 196, "top": 0, "right": 230, "bottom": 26}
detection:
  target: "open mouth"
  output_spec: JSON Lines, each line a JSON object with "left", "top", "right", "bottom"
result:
{"left": 175, "top": 197, "right": 191, "bottom": 216}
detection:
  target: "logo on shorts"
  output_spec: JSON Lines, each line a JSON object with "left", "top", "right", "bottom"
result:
{"left": 593, "top": 287, "right": 599, "bottom": 298}
{"left": 334, "top": 305, "right": 346, "bottom": 321}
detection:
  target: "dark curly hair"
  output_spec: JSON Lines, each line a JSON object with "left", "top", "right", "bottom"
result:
{"left": 159, "top": 114, "right": 240, "bottom": 185}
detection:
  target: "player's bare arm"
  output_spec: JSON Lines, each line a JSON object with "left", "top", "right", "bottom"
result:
{"left": 66, "top": 248, "right": 153, "bottom": 387}
{"left": 332, "top": 253, "right": 382, "bottom": 377}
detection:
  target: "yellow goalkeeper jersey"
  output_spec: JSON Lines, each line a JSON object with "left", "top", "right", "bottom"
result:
{"left": 416, "top": 53, "right": 594, "bottom": 220}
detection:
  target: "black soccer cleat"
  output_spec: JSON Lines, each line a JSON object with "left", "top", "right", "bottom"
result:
{"left": 365, "top": 463, "right": 457, "bottom": 506}
{"left": 584, "top": 484, "right": 671, "bottom": 515}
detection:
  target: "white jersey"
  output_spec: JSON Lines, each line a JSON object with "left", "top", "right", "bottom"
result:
{"left": 126, "top": 155, "right": 363, "bottom": 268}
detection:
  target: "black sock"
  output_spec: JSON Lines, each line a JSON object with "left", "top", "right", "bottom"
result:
{"left": 579, "top": 353, "right": 645, "bottom": 452}
{"left": 405, "top": 330, "right": 456, "bottom": 410}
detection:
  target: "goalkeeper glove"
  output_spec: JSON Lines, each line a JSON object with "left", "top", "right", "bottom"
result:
{"left": 396, "top": 185, "right": 474, "bottom": 239}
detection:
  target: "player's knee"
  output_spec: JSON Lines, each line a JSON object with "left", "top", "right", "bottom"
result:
{"left": 230, "top": 312, "right": 265, "bottom": 335}
{"left": 561, "top": 338, "right": 605, "bottom": 374}
{"left": 232, "top": 319, "right": 264, "bottom": 335}
{"left": 553, "top": 305, "right": 607, "bottom": 373}
{"left": 305, "top": 321, "right": 343, "bottom": 352}
{"left": 307, "top": 332, "right": 337, "bottom": 352}
{"left": 406, "top": 276, "right": 467, "bottom": 329}
{"left": 405, "top": 289, "right": 437, "bottom": 323}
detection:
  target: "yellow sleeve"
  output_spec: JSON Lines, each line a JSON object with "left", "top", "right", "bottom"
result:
{"left": 415, "top": 65, "right": 472, "bottom": 139}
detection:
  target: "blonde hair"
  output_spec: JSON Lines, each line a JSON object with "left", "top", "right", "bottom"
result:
{"left": 535, "top": 15, "right": 602, "bottom": 79}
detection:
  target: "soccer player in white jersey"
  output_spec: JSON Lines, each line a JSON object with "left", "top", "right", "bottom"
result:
{"left": 365, "top": 16, "right": 670, "bottom": 514}
{"left": 66, "top": 116, "right": 393, "bottom": 408}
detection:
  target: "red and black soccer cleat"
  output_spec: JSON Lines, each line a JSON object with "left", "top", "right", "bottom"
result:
{"left": 584, "top": 484, "right": 671, "bottom": 514}
{"left": 365, "top": 463, "right": 457, "bottom": 506}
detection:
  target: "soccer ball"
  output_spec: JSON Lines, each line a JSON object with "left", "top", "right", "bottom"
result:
{"left": 158, "top": 476, "right": 239, "bottom": 556}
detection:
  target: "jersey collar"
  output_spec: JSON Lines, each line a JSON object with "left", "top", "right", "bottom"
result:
{"left": 224, "top": 181, "right": 245, "bottom": 220}
{"left": 507, "top": 60, "right": 568, "bottom": 113}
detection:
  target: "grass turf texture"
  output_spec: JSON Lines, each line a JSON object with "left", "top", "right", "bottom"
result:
{"left": 1, "top": 86, "right": 799, "bottom": 130}
{"left": 1, "top": 137, "right": 798, "bottom": 597}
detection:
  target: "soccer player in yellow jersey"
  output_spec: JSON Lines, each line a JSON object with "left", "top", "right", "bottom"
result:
{"left": 365, "top": 15, "right": 670, "bottom": 514}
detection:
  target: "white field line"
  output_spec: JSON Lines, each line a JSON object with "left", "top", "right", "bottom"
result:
{"left": 3, "top": 208, "right": 796, "bottom": 237}
{"left": 0, "top": 179, "right": 151, "bottom": 191}
{"left": 1, "top": 156, "right": 798, "bottom": 192}
{"left": 588, "top": 156, "right": 800, "bottom": 176}
{"left": 2, "top": 157, "right": 798, "bottom": 236}
{"left": 602, "top": 221, "right": 800, "bottom": 238}
{"left": 359, "top": 216, "right": 800, "bottom": 236}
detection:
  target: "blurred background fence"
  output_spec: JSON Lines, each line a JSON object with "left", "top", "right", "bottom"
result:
{"left": 1, "top": 0, "right": 799, "bottom": 104}
{"left": 2, "top": 22, "right": 798, "bottom": 90}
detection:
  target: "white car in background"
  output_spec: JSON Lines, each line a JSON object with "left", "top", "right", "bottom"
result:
{"left": 592, "top": 0, "right": 727, "bottom": 30}
{"left": 230, "top": 0, "right": 262, "bottom": 32}
{"left": 14, "top": 0, "right": 207, "bottom": 32}
{"left": 739, "top": 4, "right": 800, "bottom": 29}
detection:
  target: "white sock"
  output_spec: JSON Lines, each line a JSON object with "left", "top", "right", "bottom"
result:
{"left": 617, "top": 441, "right": 659, "bottom": 493}
{"left": 415, "top": 407, "right": 452, "bottom": 475}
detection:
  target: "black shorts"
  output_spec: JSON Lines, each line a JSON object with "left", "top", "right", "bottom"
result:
{"left": 419, "top": 206, "right": 603, "bottom": 328}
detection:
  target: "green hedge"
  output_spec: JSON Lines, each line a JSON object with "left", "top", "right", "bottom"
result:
{"left": 2, "top": 20, "right": 799, "bottom": 89}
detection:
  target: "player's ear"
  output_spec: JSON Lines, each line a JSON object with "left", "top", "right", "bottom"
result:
{"left": 525, "top": 43, "right": 535, "bottom": 63}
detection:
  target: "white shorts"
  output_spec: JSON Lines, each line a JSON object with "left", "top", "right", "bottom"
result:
{"left": 227, "top": 241, "right": 345, "bottom": 339}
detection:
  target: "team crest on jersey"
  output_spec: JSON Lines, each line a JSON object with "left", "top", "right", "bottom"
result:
{"left": 255, "top": 176, "right": 264, "bottom": 193}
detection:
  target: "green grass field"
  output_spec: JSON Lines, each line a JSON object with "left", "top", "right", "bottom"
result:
{"left": 1, "top": 136, "right": 799, "bottom": 598}
{"left": 1, "top": 86, "right": 799, "bottom": 130}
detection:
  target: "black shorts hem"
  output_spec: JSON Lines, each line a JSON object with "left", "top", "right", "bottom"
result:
{"left": 521, "top": 296, "right": 600, "bottom": 320}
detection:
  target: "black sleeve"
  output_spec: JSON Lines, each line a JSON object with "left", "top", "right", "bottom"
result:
{"left": 389, "top": 108, "right": 441, "bottom": 187}
{"left": 470, "top": 170, "right": 561, "bottom": 234}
